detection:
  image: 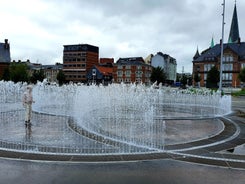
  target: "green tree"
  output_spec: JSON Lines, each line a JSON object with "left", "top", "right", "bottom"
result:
{"left": 30, "top": 69, "right": 45, "bottom": 84}
{"left": 1, "top": 67, "right": 10, "bottom": 81}
{"left": 206, "top": 66, "right": 220, "bottom": 89}
{"left": 181, "top": 74, "right": 187, "bottom": 86}
{"left": 56, "top": 70, "right": 66, "bottom": 86}
{"left": 9, "top": 62, "right": 30, "bottom": 83}
{"left": 150, "top": 66, "right": 166, "bottom": 85}
{"left": 238, "top": 67, "right": 245, "bottom": 83}
{"left": 194, "top": 72, "right": 201, "bottom": 87}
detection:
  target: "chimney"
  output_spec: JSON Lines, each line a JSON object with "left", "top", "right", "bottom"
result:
{"left": 238, "top": 37, "right": 241, "bottom": 44}
{"left": 4, "top": 39, "right": 9, "bottom": 49}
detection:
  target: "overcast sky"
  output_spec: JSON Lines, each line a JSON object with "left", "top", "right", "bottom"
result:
{"left": 0, "top": 0, "right": 244, "bottom": 73}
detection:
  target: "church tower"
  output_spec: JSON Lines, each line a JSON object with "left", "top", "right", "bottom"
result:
{"left": 228, "top": 3, "right": 240, "bottom": 43}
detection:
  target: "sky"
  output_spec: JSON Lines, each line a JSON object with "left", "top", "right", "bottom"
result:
{"left": 0, "top": 0, "right": 244, "bottom": 73}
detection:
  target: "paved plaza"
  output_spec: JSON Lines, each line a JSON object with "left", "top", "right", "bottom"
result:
{"left": 0, "top": 96, "right": 244, "bottom": 183}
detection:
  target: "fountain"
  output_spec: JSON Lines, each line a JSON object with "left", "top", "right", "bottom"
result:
{"left": 0, "top": 80, "right": 232, "bottom": 156}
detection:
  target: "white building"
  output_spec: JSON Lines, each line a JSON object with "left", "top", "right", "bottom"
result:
{"left": 151, "top": 52, "right": 177, "bottom": 83}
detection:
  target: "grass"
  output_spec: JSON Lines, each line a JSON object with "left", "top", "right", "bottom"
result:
{"left": 231, "top": 88, "right": 245, "bottom": 96}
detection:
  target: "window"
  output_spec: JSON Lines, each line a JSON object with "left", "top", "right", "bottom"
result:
{"left": 125, "top": 70, "right": 131, "bottom": 77}
{"left": 137, "top": 66, "right": 142, "bottom": 70}
{"left": 222, "top": 73, "right": 232, "bottom": 81}
{"left": 117, "top": 65, "right": 123, "bottom": 69}
{"left": 126, "top": 65, "right": 131, "bottom": 70}
{"left": 241, "top": 63, "right": 245, "bottom": 69}
{"left": 117, "top": 71, "right": 123, "bottom": 77}
{"left": 204, "top": 64, "right": 214, "bottom": 72}
{"left": 222, "top": 64, "right": 233, "bottom": 71}
{"left": 223, "top": 55, "right": 233, "bottom": 62}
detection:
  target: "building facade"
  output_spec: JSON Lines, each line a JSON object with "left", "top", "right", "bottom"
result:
{"left": 87, "top": 65, "right": 113, "bottom": 85}
{"left": 0, "top": 39, "right": 11, "bottom": 79}
{"left": 63, "top": 44, "right": 99, "bottom": 83}
{"left": 113, "top": 57, "right": 152, "bottom": 85}
{"left": 151, "top": 52, "right": 177, "bottom": 84}
{"left": 192, "top": 3, "right": 245, "bottom": 88}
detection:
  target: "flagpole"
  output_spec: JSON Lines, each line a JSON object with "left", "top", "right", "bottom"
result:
{"left": 219, "top": 0, "right": 225, "bottom": 92}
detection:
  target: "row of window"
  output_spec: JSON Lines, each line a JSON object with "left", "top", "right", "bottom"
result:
{"left": 66, "top": 75, "right": 86, "bottom": 79}
{"left": 64, "top": 53, "right": 87, "bottom": 57}
{"left": 64, "top": 58, "right": 86, "bottom": 62}
{"left": 64, "top": 64, "right": 86, "bottom": 68}
{"left": 117, "top": 78, "right": 151, "bottom": 83}
{"left": 204, "top": 73, "right": 233, "bottom": 81}
{"left": 222, "top": 55, "right": 233, "bottom": 62}
{"left": 117, "top": 65, "right": 151, "bottom": 70}
{"left": 204, "top": 63, "right": 234, "bottom": 72}
{"left": 117, "top": 71, "right": 151, "bottom": 78}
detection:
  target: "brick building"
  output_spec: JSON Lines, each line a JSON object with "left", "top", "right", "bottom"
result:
{"left": 63, "top": 44, "right": 99, "bottom": 83}
{"left": 113, "top": 57, "right": 152, "bottom": 85}
{"left": 192, "top": 3, "right": 245, "bottom": 88}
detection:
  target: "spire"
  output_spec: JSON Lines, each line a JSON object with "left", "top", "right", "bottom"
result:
{"left": 228, "top": 3, "right": 240, "bottom": 43}
{"left": 193, "top": 46, "right": 200, "bottom": 60}
{"left": 210, "top": 36, "right": 215, "bottom": 48}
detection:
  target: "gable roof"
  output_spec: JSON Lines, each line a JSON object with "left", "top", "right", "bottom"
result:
{"left": 193, "top": 42, "right": 245, "bottom": 62}
{"left": 116, "top": 57, "right": 150, "bottom": 66}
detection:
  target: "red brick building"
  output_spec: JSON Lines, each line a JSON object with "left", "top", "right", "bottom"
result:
{"left": 192, "top": 3, "right": 245, "bottom": 88}
{"left": 113, "top": 57, "right": 152, "bottom": 85}
{"left": 63, "top": 44, "right": 99, "bottom": 83}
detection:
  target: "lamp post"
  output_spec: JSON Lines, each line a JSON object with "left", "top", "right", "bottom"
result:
{"left": 219, "top": 0, "right": 225, "bottom": 92}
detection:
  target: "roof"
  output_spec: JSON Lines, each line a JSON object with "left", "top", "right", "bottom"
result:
{"left": 193, "top": 42, "right": 245, "bottom": 62}
{"left": 0, "top": 42, "right": 11, "bottom": 63}
{"left": 63, "top": 44, "right": 99, "bottom": 53}
{"left": 228, "top": 4, "right": 240, "bottom": 43}
{"left": 95, "top": 66, "right": 113, "bottom": 76}
{"left": 116, "top": 57, "right": 150, "bottom": 66}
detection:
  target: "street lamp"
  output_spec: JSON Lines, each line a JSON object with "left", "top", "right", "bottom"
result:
{"left": 219, "top": 0, "right": 225, "bottom": 92}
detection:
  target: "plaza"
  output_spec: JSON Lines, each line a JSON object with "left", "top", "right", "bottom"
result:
{"left": 0, "top": 82, "right": 244, "bottom": 183}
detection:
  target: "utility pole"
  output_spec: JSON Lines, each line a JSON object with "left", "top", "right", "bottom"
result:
{"left": 219, "top": 0, "right": 225, "bottom": 92}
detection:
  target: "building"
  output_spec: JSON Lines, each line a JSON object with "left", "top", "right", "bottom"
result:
{"left": 192, "top": 3, "right": 245, "bottom": 88}
{"left": 0, "top": 39, "right": 11, "bottom": 79}
{"left": 144, "top": 54, "right": 153, "bottom": 65}
{"left": 99, "top": 58, "right": 114, "bottom": 65}
{"left": 87, "top": 65, "right": 113, "bottom": 85}
{"left": 41, "top": 64, "right": 63, "bottom": 83}
{"left": 113, "top": 57, "right": 152, "bottom": 85}
{"left": 63, "top": 44, "right": 99, "bottom": 83}
{"left": 151, "top": 52, "right": 177, "bottom": 84}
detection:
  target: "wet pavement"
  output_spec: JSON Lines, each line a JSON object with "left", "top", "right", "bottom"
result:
{"left": 0, "top": 96, "right": 244, "bottom": 183}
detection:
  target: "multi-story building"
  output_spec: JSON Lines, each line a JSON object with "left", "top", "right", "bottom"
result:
{"left": 0, "top": 39, "right": 11, "bottom": 79}
{"left": 192, "top": 3, "right": 245, "bottom": 88}
{"left": 63, "top": 44, "right": 99, "bottom": 83}
{"left": 151, "top": 52, "right": 177, "bottom": 84}
{"left": 113, "top": 57, "right": 152, "bottom": 85}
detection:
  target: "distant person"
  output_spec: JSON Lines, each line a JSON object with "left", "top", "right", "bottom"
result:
{"left": 22, "top": 85, "right": 35, "bottom": 126}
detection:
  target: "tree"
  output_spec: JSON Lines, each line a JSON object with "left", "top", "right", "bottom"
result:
{"left": 1, "top": 67, "right": 10, "bottom": 81}
{"left": 206, "top": 66, "right": 220, "bottom": 89}
{"left": 181, "top": 74, "right": 188, "bottom": 88}
{"left": 56, "top": 70, "right": 66, "bottom": 86}
{"left": 238, "top": 67, "right": 245, "bottom": 83}
{"left": 9, "top": 62, "right": 30, "bottom": 83}
{"left": 194, "top": 72, "right": 201, "bottom": 87}
{"left": 150, "top": 66, "right": 166, "bottom": 85}
{"left": 30, "top": 69, "right": 45, "bottom": 84}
